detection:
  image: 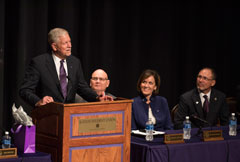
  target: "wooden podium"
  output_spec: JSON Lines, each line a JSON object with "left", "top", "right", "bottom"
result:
{"left": 31, "top": 98, "right": 132, "bottom": 162}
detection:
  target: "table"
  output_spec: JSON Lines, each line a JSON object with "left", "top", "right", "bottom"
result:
{"left": 0, "top": 151, "right": 52, "bottom": 162}
{"left": 131, "top": 126, "right": 240, "bottom": 162}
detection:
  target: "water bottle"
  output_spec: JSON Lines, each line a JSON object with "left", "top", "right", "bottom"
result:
{"left": 183, "top": 116, "right": 191, "bottom": 139}
{"left": 145, "top": 118, "right": 154, "bottom": 141}
{"left": 229, "top": 113, "right": 237, "bottom": 136}
{"left": 1, "top": 131, "right": 11, "bottom": 149}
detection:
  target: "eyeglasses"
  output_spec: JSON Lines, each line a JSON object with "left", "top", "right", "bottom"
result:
{"left": 91, "top": 77, "right": 108, "bottom": 81}
{"left": 197, "top": 75, "right": 213, "bottom": 81}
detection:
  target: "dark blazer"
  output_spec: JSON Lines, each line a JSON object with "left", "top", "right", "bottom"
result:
{"left": 174, "top": 88, "right": 229, "bottom": 129}
{"left": 19, "top": 53, "right": 98, "bottom": 106}
{"left": 131, "top": 95, "right": 173, "bottom": 131}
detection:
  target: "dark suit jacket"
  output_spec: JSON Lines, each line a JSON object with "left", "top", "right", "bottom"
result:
{"left": 174, "top": 88, "right": 229, "bottom": 129}
{"left": 131, "top": 95, "right": 173, "bottom": 131}
{"left": 19, "top": 53, "right": 98, "bottom": 106}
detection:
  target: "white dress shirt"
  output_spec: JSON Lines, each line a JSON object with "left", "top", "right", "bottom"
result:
{"left": 52, "top": 53, "right": 68, "bottom": 81}
{"left": 200, "top": 91, "right": 211, "bottom": 107}
{"left": 148, "top": 106, "right": 156, "bottom": 125}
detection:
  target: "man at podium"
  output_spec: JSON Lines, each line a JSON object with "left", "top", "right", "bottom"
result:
{"left": 19, "top": 28, "right": 112, "bottom": 107}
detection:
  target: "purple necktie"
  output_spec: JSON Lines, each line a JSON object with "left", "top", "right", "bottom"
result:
{"left": 60, "top": 60, "right": 67, "bottom": 99}
{"left": 203, "top": 95, "right": 209, "bottom": 115}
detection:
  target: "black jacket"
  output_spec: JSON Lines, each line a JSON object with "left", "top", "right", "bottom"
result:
{"left": 19, "top": 53, "right": 97, "bottom": 106}
{"left": 174, "top": 88, "right": 229, "bottom": 129}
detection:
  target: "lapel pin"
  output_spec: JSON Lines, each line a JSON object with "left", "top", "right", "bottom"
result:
{"left": 214, "top": 97, "right": 217, "bottom": 101}
{"left": 196, "top": 101, "right": 199, "bottom": 104}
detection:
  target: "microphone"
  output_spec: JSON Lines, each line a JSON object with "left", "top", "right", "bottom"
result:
{"left": 190, "top": 114, "right": 210, "bottom": 127}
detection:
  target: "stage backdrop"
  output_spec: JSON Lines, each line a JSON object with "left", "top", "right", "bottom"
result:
{"left": 0, "top": 0, "right": 239, "bottom": 131}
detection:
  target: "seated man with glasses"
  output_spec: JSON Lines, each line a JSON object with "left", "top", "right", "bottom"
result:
{"left": 75, "top": 69, "right": 116, "bottom": 102}
{"left": 174, "top": 67, "right": 229, "bottom": 129}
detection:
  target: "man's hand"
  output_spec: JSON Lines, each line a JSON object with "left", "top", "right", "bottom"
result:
{"left": 99, "top": 95, "right": 113, "bottom": 101}
{"left": 35, "top": 96, "right": 54, "bottom": 106}
{"left": 97, "top": 92, "right": 113, "bottom": 101}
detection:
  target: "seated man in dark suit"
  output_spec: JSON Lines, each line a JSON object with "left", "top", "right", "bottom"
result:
{"left": 174, "top": 67, "right": 229, "bottom": 129}
{"left": 75, "top": 69, "right": 116, "bottom": 102}
{"left": 19, "top": 28, "right": 112, "bottom": 107}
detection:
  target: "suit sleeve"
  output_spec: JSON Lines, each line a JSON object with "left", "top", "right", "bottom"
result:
{"left": 163, "top": 100, "right": 173, "bottom": 130}
{"left": 19, "top": 59, "right": 41, "bottom": 106}
{"left": 131, "top": 102, "right": 138, "bottom": 130}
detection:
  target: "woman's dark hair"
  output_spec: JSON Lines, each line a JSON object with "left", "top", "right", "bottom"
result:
{"left": 137, "top": 69, "right": 161, "bottom": 95}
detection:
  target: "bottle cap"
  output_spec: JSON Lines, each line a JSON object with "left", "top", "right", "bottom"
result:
{"left": 5, "top": 131, "right": 9, "bottom": 135}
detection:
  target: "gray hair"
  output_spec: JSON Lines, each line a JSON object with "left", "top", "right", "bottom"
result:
{"left": 48, "top": 28, "right": 69, "bottom": 45}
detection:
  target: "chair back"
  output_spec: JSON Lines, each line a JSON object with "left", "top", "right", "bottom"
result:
{"left": 171, "top": 104, "right": 179, "bottom": 123}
